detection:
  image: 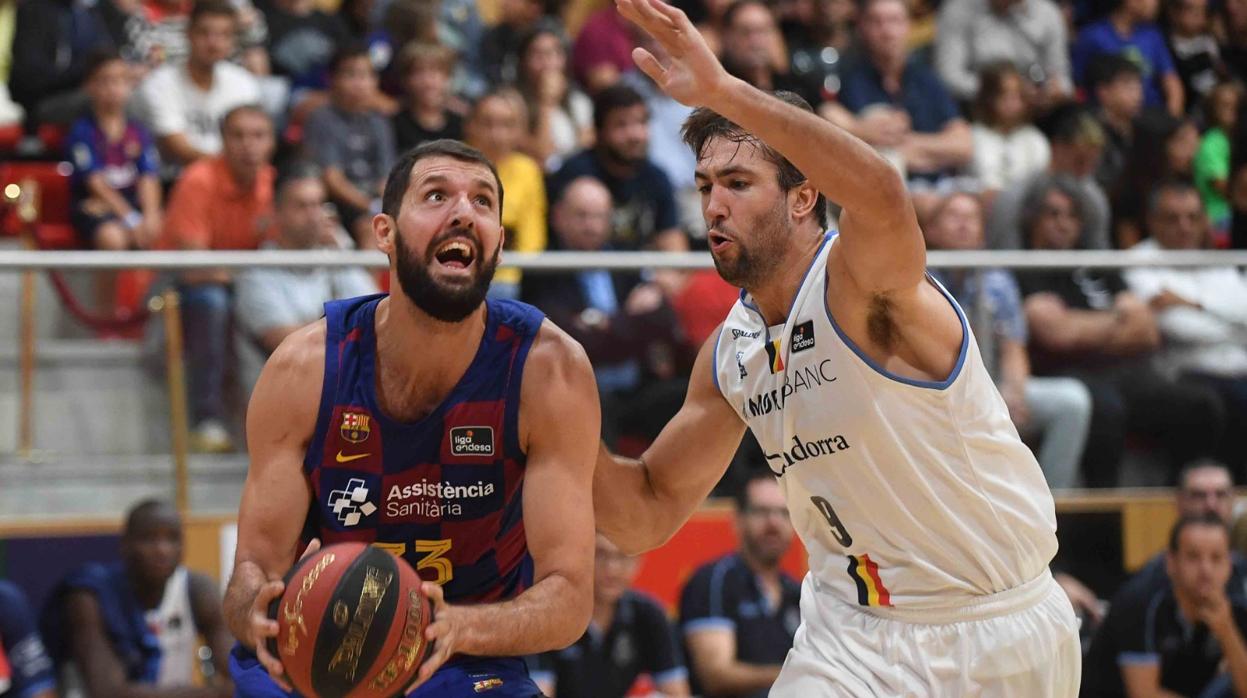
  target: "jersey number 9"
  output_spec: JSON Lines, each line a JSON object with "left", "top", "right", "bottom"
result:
{"left": 811, "top": 496, "right": 853, "bottom": 547}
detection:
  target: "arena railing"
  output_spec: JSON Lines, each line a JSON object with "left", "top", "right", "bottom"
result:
{"left": 3, "top": 247, "right": 1245, "bottom": 515}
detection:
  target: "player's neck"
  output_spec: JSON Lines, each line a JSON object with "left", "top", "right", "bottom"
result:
{"left": 745, "top": 230, "right": 826, "bottom": 326}
{"left": 373, "top": 293, "right": 487, "bottom": 395}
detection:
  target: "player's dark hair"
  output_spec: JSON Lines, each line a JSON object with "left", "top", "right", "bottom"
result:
{"left": 1168, "top": 512, "right": 1229, "bottom": 552}
{"left": 381, "top": 139, "right": 504, "bottom": 220}
{"left": 734, "top": 471, "right": 779, "bottom": 512}
{"left": 1178, "top": 459, "right": 1233, "bottom": 491}
{"left": 683, "top": 91, "right": 829, "bottom": 229}
{"left": 83, "top": 48, "right": 125, "bottom": 82}
{"left": 1087, "top": 53, "right": 1143, "bottom": 90}
{"left": 592, "top": 83, "right": 647, "bottom": 132}
{"left": 329, "top": 42, "right": 373, "bottom": 76}
{"left": 189, "top": 0, "right": 238, "bottom": 27}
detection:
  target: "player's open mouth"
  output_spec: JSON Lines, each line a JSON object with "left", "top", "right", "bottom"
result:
{"left": 433, "top": 239, "right": 476, "bottom": 271}
{"left": 708, "top": 231, "right": 734, "bottom": 253}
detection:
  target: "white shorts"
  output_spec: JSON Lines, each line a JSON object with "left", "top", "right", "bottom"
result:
{"left": 771, "top": 570, "right": 1082, "bottom": 697}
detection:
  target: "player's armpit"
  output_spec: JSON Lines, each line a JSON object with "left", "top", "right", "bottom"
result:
{"left": 595, "top": 330, "right": 746, "bottom": 555}
{"left": 685, "top": 626, "right": 780, "bottom": 695}
{"left": 223, "top": 323, "right": 324, "bottom": 648}
{"left": 443, "top": 321, "right": 600, "bottom": 658}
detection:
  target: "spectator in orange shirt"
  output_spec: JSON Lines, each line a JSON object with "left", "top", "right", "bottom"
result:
{"left": 162, "top": 104, "right": 276, "bottom": 453}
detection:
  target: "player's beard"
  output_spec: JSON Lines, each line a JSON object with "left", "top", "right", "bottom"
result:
{"left": 394, "top": 228, "right": 500, "bottom": 323}
{"left": 710, "top": 197, "right": 790, "bottom": 290}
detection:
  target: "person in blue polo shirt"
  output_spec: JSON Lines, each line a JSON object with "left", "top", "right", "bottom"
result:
{"left": 822, "top": 0, "right": 973, "bottom": 192}
{"left": 0, "top": 581, "right": 55, "bottom": 698}
{"left": 679, "top": 472, "right": 801, "bottom": 698}
{"left": 529, "top": 535, "right": 689, "bottom": 697}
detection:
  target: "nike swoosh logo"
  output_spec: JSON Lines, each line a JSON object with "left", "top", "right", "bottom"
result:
{"left": 335, "top": 451, "right": 369, "bottom": 463}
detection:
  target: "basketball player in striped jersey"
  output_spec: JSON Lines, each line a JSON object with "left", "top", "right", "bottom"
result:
{"left": 593, "top": 0, "right": 1081, "bottom": 694}
{"left": 222, "top": 140, "right": 600, "bottom": 697}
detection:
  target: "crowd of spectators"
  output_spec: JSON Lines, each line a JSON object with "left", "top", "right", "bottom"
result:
{"left": 1, "top": 0, "right": 1246, "bottom": 485}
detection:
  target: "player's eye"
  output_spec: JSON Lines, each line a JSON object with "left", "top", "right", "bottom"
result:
{"left": 697, "top": 183, "right": 712, "bottom": 195}
{"left": 474, "top": 195, "right": 492, "bottom": 207}
{"left": 425, "top": 191, "right": 445, "bottom": 202}
{"left": 730, "top": 179, "right": 749, "bottom": 190}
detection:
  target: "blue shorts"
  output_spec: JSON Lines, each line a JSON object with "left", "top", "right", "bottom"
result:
{"left": 230, "top": 645, "right": 543, "bottom": 697}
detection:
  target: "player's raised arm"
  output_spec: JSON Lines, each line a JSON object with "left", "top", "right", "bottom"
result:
{"left": 222, "top": 322, "right": 324, "bottom": 686}
{"left": 595, "top": 331, "right": 747, "bottom": 554}
{"left": 412, "top": 322, "right": 600, "bottom": 683}
{"left": 618, "top": 0, "right": 924, "bottom": 294}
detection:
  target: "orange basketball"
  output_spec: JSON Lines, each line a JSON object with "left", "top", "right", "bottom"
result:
{"left": 267, "top": 543, "right": 432, "bottom": 698}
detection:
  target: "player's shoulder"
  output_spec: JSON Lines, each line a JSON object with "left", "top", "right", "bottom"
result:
{"left": 526, "top": 317, "right": 593, "bottom": 380}
{"left": 252, "top": 320, "right": 327, "bottom": 408}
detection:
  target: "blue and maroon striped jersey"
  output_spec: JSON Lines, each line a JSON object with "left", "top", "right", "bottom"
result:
{"left": 303, "top": 293, "right": 545, "bottom": 605}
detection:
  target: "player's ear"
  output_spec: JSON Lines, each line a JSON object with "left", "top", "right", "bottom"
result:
{"left": 789, "top": 181, "right": 819, "bottom": 222}
{"left": 374, "top": 213, "right": 396, "bottom": 254}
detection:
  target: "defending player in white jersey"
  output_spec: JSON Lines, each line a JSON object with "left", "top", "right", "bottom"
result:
{"left": 592, "top": 0, "right": 1082, "bottom": 694}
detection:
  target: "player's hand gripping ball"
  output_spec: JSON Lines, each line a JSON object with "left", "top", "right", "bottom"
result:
{"left": 268, "top": 542, "right": 432, "bottom": 698}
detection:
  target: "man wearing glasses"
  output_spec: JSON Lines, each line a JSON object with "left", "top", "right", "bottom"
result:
{"left": 679, "top": 473, "right": 801, "bottom": 698}
{"left": 1083, "top": 459, "right": 1247, "bottom": 694}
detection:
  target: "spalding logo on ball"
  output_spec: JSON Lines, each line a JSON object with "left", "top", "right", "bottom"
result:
{"left": 268, "top": 543, "right": 432, "bottom": 698}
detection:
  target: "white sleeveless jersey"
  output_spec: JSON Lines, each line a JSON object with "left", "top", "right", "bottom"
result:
{"left": 146, "top": 566, "right": 196, "bottom": 687}
{"left": 713, "top": 234, "right": 1058, "bottom": 613}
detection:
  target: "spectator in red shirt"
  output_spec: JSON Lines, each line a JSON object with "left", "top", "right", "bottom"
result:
{"left": 162, "top": 104, "right": 276, "bottom": 453}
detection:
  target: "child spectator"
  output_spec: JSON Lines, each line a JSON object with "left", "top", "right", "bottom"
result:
{"left": 514, "top": 23, "right": 594, "bottom": 171}
{"left": 304, "top": 44, "right": 396, "bottom": 248}
{"left": 69, "top": 51, "right": 162, "bottom": 253}
{"left": 68, "top": 51, "right": 163, "bottom": 313}
{"left": 464, "top": 89, "right": 547, "bottom": 299}
{"left": 970, "top": 62, "right": 1052, "bottom": 196}
{"left": 1073, "top": 0, "right": 1184, "bottom": 115}
{"left": 391, "top": 41, "right": 463, "bottom": 152}
{"left": 1089, "top": 54, "right": 1147, "bottom": 194}
{"left": 1194, "top": 81, "right": 1243, "bottom": 244}
{"left": 1163, "top": 0, "right": 1224, "bottom": 112}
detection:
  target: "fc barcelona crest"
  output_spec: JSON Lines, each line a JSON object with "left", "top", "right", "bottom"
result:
{"left": 341, "top": 411, "right": 371, "bottom": 443}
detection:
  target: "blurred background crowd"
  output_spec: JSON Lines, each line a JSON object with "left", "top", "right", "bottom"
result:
{"left": 1, "top": 0, "right": 1247, "bottom": 695}
{"left": 1, "top": 0, "right": 1246, "bottom": 490}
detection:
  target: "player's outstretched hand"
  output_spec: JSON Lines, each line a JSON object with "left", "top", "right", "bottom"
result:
{"left": 251, "top": 538, "right": 322, "bottom": 691}
{"left": 406, "top": 582, "right": 460, "bottom": 692}
{"left": 616, "top": 0, "right": 730, "bottom": 108}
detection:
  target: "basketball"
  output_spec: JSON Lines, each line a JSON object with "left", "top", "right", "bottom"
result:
{"left": 267, "top": 543, "right": 432, "bottom": 698}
